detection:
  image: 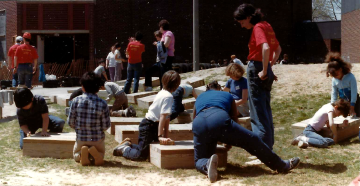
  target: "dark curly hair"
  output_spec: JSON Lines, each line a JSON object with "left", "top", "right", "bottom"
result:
{"left": 206, "top": 81, "right": 221, "bottom": 91}
{"left": 234, "top": 3, "right": 263, "bottom": 25}
{"left": 325, "top": 52, "right": 352, "bottom": 77}
{"left": 80, "top": 72, "right": 104, "bottom": 94}
{"left": 332, "top": 99, "right": 351, "bottom": 117}
{"left": 159, "top": 19, "right": 170, "bottom": 30}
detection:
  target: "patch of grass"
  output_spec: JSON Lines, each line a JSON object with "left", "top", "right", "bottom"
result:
{"left": 1, "top": 93, "right": 360, "bottom": 185}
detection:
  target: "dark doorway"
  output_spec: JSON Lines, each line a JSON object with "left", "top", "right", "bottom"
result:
{"left": 44, "top": 35, "right": 73, "bottom": 64}
{"left": 331, "top": 39, "right": 341, "bottom": 53}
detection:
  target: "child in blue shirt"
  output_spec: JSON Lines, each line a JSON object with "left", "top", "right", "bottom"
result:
{"left": 326, "top": 52, "right": 359, "bottom": 117}
{"left": 223, "top": 63, "right": 249, "bottom": 117}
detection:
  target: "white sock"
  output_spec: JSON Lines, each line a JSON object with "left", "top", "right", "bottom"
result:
{"left": 300, "top": 136, "right": 309, "bottom": 143}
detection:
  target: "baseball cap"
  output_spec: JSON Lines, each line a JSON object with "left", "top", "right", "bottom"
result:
{"left": 15, "top": 36, "right": 23, "bottom": 42}
{"left": 14, "top": 88, "right": 33, "bottom": 108}
{"left": 23, "top": 32, "right": 31, "bottom": 39}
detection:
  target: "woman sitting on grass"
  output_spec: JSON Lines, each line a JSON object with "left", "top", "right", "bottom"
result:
{"left": 291, "top": 99, "right": 350, "bottom": 148}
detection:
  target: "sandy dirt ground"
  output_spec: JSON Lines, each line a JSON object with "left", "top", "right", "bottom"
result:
{"left": 2, "top": 63, "right": 360, "bottom": 185}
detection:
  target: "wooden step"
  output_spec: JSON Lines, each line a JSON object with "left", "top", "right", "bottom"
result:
{"left": 181, "top": 77, "right": 205, "bottom": 88}
{"left": 291, "top": 116, "right": 360, "bottom": 143}
{"left": 56, "top": 94, "right": 71, "bottom": 107}
{"left": 109, "top": 117, "right": 144, "bottom": 135}
{"left": 23, "top": 132, "right": 76, "bottom": 159}
{"left": 139, "top": 77, "right": 160, "bottom": 90}
{"left": 126, "top": 91, "right": 157, "bottom": 104}
{"left": 115, "top": 124, "right": 193, "bottom": 144}
{"left": 182, "top": 98, "right": 196, "bottom": 110}
{"left": 173, "top": 109, "right": 194, "bottom": 124}
{"left": 116, "top": 77, "right": 145, "bottom": 86}
{"left": 193, "top": 81, "right": 226, "bottom": 96}
{"left": 137, "top": 95, "right": 196, "bottom": 110}
{"left": 150, "top": 140, "right": 227, "bottom": 169}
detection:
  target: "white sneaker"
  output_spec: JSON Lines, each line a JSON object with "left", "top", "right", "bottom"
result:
{"left": 245, "top": 159, "right": 264, "bottom": 165}
{"left": 291, "top": 135, "right": 304, "bottom": 145}
{"left": 298, "top": 140, "right": 309, "bottom": 149}
{"left": 207, "top": 154, "right": 218, "bottom": 183}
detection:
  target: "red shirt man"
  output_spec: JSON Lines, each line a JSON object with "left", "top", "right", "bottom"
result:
{"left": 126, "top": 41, "right": 145, "bottom": 64}
{"left": 14, "top": 32, "right": 38, "bottom": 74}
{"left": 7, "top": 36, "right": 23, "bottom": 69}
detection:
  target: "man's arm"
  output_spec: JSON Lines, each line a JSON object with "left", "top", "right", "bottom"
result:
{"left": 41, "top": 113, "right": 50, "bottom": 136}
{"left": 230, "top": 100, "right": 240, "bottom": 123}
{"left": 259, "top": 43, "right": 270, "bottom": 80}
{"left": 20, "top": 125, "right": 31, "bottom": 136}
{"left": 102, "top": 71, "right": 109, "bottom": 81}
{"left": 235, "top": 89, "right": 248, "bottom": 106}
{"left": 33, "top": 59, "right": 38, "bottom": 74}
{"left": 158, "top": 113, "right": 171, "bottom": 144}
{"left": 7, "top": 56, "right": 12, "bottom": 70}
{"left": 270, "top": 45, "right": 282, "bottom": 66}
{"left": 164, "top": 36, "right": 171, "bottom": 48}
{"left": 328, "top": 111, "right": 337, "bottom": 142}
{"left": 13, "top": 56, "right": 17, "bottom": 74}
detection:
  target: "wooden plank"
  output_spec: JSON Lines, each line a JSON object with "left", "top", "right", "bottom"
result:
{"left": 57, "top": 94, "right": 71, "bottom": 107}
{"left": 193, "top": 81, "right": 226, "bottom": 97}
{"left": 181, "top": 77, "right": 205, "bottom": 89}
{"left": 115, "top": 124, "right": 193, "bottom": 144}
{"left": 238, "top": 117, "right": 251, "bottom": 130}
{"left": 116, "top": 77, "right": 145, "bottom": 86}
{"left": 138, "top": 77, "right": 160, "bottom": 90}
{"left": 126, "top": 91, "right": 157, "bottom": 104}
{"left": 182, "top": 98, "right": 196, "bottom": 110}
{"left": 291, "top": 117, "right": 360, "bottom": 143}
{"left": 150, "top": 140, "right": 227, "bottom": 169}
{"left": 173, "top": 109, "right": 193, "bottom": 124}
{"left": 109, "top": 117, "right": 144, "bottom": 135}
{"left": 50, "top": 95, "right": 57, "bottom": 104}
{"left": 23, "top": 132, "right": 76, "bottom": 159}
{"left": 137, "top": 96, "right": 195, "bottom": 110}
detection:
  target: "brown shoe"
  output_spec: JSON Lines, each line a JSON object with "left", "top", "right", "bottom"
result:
{"left": 88, "top": 146, "right": 104, "bottom": 166}
{"left": 80, "top": 146, "right": 91, "bottom": 166}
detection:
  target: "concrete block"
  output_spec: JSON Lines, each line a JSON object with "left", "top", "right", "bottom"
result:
{"left": 116, "top": 77, "right": 145, "bottom": 86}
{"left": 137, "top": 96, "right": 196, "bottom": 110}
{"left": 291, "top": 117, "right": 360, "bottom": 143}
{"left": 173, "top": 109, "right": 194, "bottom": 124}
{"left": 109, "top": 117, "right": 144, "bottom": 135}
{"left": 57, "top": 94, "right": 71, "bottom": 107}
{"left": 23, "top": 132, "right": 76, "bottom": 159}
{"left": 115, "top": 124, "right": 193, "bottom": 144}
{"left": 139, "top": 77, "right": 160, "bottom": 90}
{"left": 150, "top": 140, "right": 227, "bottom": 169}
{"left": 181, "top": 77, "right": 205, "bottom": 88}
{"left": 127, "top": 91, "right": 157, "bottom": 104}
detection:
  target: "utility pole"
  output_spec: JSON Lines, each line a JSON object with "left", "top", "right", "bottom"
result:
{"left": 193, "top": 0, "right": 199, "bottom": 71}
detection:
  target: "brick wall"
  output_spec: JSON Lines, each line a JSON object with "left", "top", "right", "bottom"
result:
{"left": 342, "top": 9, "right": 360, "bottom": 63}
{"left": 0, "top": 1, "right": 18, "bottom": 57}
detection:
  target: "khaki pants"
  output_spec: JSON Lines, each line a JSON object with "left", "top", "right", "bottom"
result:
{"left": 73, "top": 138, "right": 105, "bottom": 162}
{"left": 112, "top": 92, "right": 128, "bottom": 111}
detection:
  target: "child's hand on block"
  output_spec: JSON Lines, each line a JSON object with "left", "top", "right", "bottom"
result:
{"left": 159, "top": 138, "right": 175, "bottom": 145}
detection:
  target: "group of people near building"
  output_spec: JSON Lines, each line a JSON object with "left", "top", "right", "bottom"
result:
{"left": 10, "top": 3, "right": 360, "bottom": 184}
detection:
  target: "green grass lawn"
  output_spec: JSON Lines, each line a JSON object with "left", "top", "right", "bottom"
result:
{"left": 0, "top": 93, "right": 359, "bottom": 185}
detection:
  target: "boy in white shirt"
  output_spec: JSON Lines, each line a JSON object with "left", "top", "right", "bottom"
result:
{"left": 113, "top": 70, "right": 181, "bottom": 160}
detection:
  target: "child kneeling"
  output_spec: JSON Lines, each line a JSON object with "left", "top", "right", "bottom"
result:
{"left": 113, "top": 70, "right": 181, "bottom": 160}
{"left": 68, "top": 72, "right": 111, "bottom": 166}
{"left": 292, "top": 99, "right": 350, "bottom": 148}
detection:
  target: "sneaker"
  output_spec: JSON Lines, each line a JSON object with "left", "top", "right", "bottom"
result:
{"left": 279, "top": 157, "right": 300, "bottom": 173}
{"left": 113, "top": 141, "right": 131, "bottom": 156}
{"left": 207, "top": 154, "right": 218, "bottom": 183}
{"left": 88, "top": 146, "right": 104, "bottom": 166}
{"left": 298, "top": 141, "right": 309, "bottom": 149}
{"left": 127, "top": 105, "right": 136, "bottom": 117}
{"left": 291, "top": 135, "right": 304, "bottom": 146}
{"left": 80, "top": 146, "right": 91, "bottom": 166}
{"left": 145, "top": 87, "right": 153, "bottom": 91}
{"left": 245, "top": 159, "right": 264, "bottom": 165}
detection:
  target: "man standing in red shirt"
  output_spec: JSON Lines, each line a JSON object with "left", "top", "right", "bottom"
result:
{"left": 124, "top": 32, "right": 145, "bottom": 94}
{"left": 7, "top": 36, "right": 23, "bottom": 87}
{"left": 13, "top": 32, "right": 38, "bottom": 89}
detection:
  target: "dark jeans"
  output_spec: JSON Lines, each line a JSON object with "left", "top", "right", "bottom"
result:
{"left": 17, "top": 63, "right": 33, "bottom": 88}
{"left": 145, "top": 62, "right": 164, "bottom": 89}
{"left": 19, "top": 115, "right": 65, "bottom": 149}
{"left": 163, "top": 56, "right": 174, "bottom": 72}
{"left": 12, "top": 70, "right": 18, "bottom": 87}
{"left": 124, "top": 63, "right": 142, "bottom": 94}
{"left": 247, "top": 61, "right": 275, "bottom": 149}
{"left": 193, "top": 107, "right": 286, "bottom": 175}
{"left": 303, "top": 125, "right": 334, "bottom": 148}
{"left": 170, "top": 86, "right": 185, "bottom": 121}
{"left": 123, "top": 118, "right": 159, "bottom": 160}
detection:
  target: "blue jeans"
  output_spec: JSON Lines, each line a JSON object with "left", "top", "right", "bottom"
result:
{"left": 19, "top": 115, "right": 65, "bottom": 149}
{"left": 123, "top": 118, "right": 159, "bottom": 160}
{"left": 303, "top": 125, "right": 334, "bottom": 148}
{"left": 17, "top": 63, "right": 33, "bottom": 88}
{"left": 145, "top": 62, "right": 164, "bottom": 89}
{"left": 170, "top": 86, "right": 185, "bottom": 121}
{"left": 124, "top": 63, "right": 142, "bottom": 94}
{"left": 12, "top": 69, "right": 18, "bottom": 87}
{"left": 193, "top": 107, "right": 287, "bottom": 175}
{"left": 247, "top": 61, "right": 275, "bottom": 149}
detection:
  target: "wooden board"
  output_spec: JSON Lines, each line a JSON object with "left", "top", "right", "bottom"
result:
{"left": 193, "top": 81, "right": 227, "bottom": 96}
{"left": 137, "top": 96, "right": 196, "bottom": 110}
{"left": 127, "top": 91, "right": 157, "bottom": 104}
{"left": 115, "top": 124, "right": 193, "bottom": 144}
{"left": 57, "top": 94, "right": 71, "bottom": 107}
{"left": 173, "top": 109, "right": 193, "bottom": 124}
{"left": 23, "top": 132, "right": 76, "bottom": 159}
{"left": 50, "top": 95, "right": 57, "bottom": 104}
{"left": 109, "top": 117, "right": 144, "bottom": 135}
{"left": 150, "top": 140, "right": 227, "bottom": 169}
{"left": 181, "top": 77, "right": 205, "bottom": 89}
{"left": 116, "top": 77, "right": 145, "bottom": 86}
{"left": 291, "top": 117, "right": 360, "bottom": 143}
{"left": 139, "top": 77, "right": 160, "bottom": 90}
{"left": 238, "top": 117, "right": 251, "bottom": 130}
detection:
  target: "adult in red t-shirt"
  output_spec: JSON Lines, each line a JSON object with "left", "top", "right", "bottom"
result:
{"left": 13, "top": 32, "right": 38, "bottom": 89}
{"left": 234, "top": 4, "right": 282, "bottom": 151}
{"left": 7, "top": 36, "right": 23, "bottom": 87}
{"left": 124, "top": 32, "right": 145, "bottom": 94}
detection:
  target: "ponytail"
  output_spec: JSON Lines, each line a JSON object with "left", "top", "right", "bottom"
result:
{"left": 325, "top": 52, "right": 352, "bottom": 77}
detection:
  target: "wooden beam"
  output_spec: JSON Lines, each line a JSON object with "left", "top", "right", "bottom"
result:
{"left": 126, "top": 91, "right": 157, "bottom": 104}
{"left": 109, "top": 117, "right": 144, "bottom": 135}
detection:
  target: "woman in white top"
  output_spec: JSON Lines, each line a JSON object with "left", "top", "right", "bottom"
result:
{"left": 114, "top": 43, "right": 126, "bottom": 81}
{"left": 106, "top": 45, "right": 117, "bottom": 82}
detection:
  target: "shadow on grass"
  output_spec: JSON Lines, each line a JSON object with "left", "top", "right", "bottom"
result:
{"left": 218, "top": 163, "right": 275, "bottom": 178}
{"left": 338, "top": 138, "right": 360, "bottom": 146}
{"left": 102, "top": 160, "right": 142, "bottom": 169}
{"left": 0, "top": 115, "right": 18, "bottom": 123}
{"left": 297, "top": 162, "right": 347, "bottom": 174}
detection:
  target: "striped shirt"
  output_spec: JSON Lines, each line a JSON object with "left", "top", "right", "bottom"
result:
{"left": 67, "top": 93, "right": 110, "bottom": 141}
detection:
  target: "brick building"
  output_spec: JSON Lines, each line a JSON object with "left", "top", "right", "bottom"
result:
{"left": 0, "top": 0, "right": 315, "bottom": 79}
{"left": 342, "top": 0, "right": 360, "bottom": 63}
